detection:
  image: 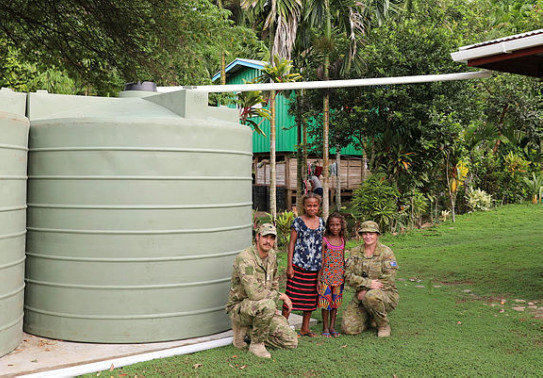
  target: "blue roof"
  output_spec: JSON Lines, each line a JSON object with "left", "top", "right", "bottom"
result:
{"left": 212, "top": 58, "right": 267, "bottom": 82}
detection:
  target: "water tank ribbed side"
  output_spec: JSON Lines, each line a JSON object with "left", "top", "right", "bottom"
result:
{"left": 24, "top": 114, "right": 252, "bottom": 343}
{"left": 0, "top": 110, "right": 29, "bottom": 357}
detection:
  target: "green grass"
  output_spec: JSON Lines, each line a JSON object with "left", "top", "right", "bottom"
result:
{"left": 84, "top": 204, "right": 543, "bottom": 377}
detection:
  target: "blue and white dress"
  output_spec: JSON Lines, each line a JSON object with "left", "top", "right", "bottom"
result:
{"left": 285, "top": 216, "right": 325, "bottom": 311}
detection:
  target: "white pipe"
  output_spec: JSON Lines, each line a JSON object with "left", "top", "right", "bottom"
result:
{"left": 157, "top": 71, "right": 491, "bottom": 93}
{"left": 18, "top": 337, "right": 233, "bottom": 378}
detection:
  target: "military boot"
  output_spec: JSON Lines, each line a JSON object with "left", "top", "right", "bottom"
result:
{"left": 248, "top": 342, "right": 271, "bottom": 359}
{"left": 377, "top": 324, "right": 391, "bottom": 338}
{"left": 232, "top": 322, "right": 248, "bottom": 349}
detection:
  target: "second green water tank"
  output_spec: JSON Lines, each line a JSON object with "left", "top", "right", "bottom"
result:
{"left": 0, "top": 88, "right": 28, "bottom": 357}
{"left": 24, "top": 89, "right": 252, "bottom": 343}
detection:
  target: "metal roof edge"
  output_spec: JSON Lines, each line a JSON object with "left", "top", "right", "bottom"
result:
{"left": 451, "top": 32, "right": 543, "bottom": 63}
{"left": 212, "top": 58, "right": 267, "bottom": 82}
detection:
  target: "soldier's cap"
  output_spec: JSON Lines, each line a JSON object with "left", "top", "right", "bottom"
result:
{"left": 258, "top": 223, "right": 277, "bottom": 237}
{"left": 357, "top": 220, "right": 380, "bottom": 234}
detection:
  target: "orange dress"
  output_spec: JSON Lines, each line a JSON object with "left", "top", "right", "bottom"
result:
{"left": 318, "top": 237, "right": 345, "bottom": 309}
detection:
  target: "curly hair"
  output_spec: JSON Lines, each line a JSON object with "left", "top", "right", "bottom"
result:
{"left": 325, "top": 212, "right": 346, "bottom": 237}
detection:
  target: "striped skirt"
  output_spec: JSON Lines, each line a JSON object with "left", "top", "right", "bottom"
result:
{"left": 284, "top": 264, "right": 318, "bottom": 312}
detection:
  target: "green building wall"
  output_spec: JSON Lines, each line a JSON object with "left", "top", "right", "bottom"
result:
{"left": 221, "top": 61, "right": 362, "bottom": 156}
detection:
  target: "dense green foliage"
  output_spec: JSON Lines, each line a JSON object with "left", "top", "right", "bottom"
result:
{"left": 300, "top": 0, "right": 542, "bottom": 224}
{"left": 1, "top": 0, "right": 541, "bottom": 215}
{"left": 83, "top": 204, "right": 543, "bottom": 377}
{"left": 0, "top": 0, "right": 261, "bottom": 94}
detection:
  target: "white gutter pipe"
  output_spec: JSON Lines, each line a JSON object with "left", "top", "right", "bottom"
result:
{"left": 451, "top": 31, "right": 543, "bottom": 63}
{"left": 157, "top": 71, "right": 491, "bottom": 93}
{"left": 18, "top": 337, "right": 233, "bottom": 378}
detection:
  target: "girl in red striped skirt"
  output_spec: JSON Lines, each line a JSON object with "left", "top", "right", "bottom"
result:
{"left": 282, "top": 193, "right": 325, "bottom": 337}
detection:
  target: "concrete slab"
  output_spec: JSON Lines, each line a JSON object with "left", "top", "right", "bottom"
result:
{"left": 0, "top": 313, "right": 317, "bottom": 377}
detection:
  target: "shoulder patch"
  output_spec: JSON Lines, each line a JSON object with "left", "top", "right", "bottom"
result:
{"left": 390, "top": 261, "right": 398, "bottom": 267}
{"left": 245, "top": 266, "right": 254, "bottom": 275}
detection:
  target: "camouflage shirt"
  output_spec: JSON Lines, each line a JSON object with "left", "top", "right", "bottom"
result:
{"left": 226, "top": 245, "right": 281, "bottom": 313}
{"left": 344, "top": 243, "right": 399, "bottom": 294}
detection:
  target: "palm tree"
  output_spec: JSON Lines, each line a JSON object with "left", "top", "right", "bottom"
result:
{"left": 257, "top": 57, "right": 302, "bottom": 221}
{"left": 301, "top": 0, "right": 396, "bottom": 218}
{"left": 242, "top": 0, "right": 303, "bottom": 222}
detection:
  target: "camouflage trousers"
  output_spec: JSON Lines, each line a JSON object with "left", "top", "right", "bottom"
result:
{"left": 341, "top": 289, "right": 399, "bottom": 335}
{"left": 229, "top": 298, "right": 298, "bottom": 349}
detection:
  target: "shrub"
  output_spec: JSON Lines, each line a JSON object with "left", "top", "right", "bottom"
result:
{"left": 352, "top": 174, "right": 400, "bottom": 233}
{"left": 275, "top": 211, "right": 295, "bottom": 248}
{"left": 522, "top": 172, "right": 543, "bottom": 204}
{"left": 466, "top": 188, "right": 493, "bottom": 211}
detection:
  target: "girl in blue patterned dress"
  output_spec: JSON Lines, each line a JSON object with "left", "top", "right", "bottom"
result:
{"left": 282, "top": 193, "right": 325, "bottom": 337}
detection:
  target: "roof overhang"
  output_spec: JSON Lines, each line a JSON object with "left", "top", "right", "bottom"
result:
{"left": 451, "top": 29, "right": 543, "bottom": 78}
{"left": 211, "top": 58, "right": 266, "bottom": 82}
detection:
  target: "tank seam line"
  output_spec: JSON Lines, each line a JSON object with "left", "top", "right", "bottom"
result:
{"left": 29, "top": 147, "right": 252, "bottom": 156}
{"left": 0, "top": 205, "right": 27, "bottom": 211}
{"left": 0, "top": 143, "right": 28, "bottom": 151}
{"left": 0, "top": 230, "right": 27, "bottom": 240}
{"left": 0, "top": 314, "right": 24, "bottom": 332}
{"left": 26, "top": 202, "right": 252, "bottom": 210}
{"left": 26, "top": 223, "right": 251, "bottom": 235}
{"left": 25, "top": 250, "right": 241, "bottom": 262}
{"left": 28, "top": 175, "right": 251, "bottom": 181}
{"left": 0, "top": 257, "right": 26, "bottom": 270}
{"left": 23, "top": 306, "right": 225, "bottom": 320}
{"left": 0, "top": 286, "right": 25, "bottom": 301}
{"left": 24, "top": 277, "right": 230, "bottom": 289}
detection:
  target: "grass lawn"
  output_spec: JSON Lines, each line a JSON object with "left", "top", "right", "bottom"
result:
{"left": 85, "top": 204, "right": 543, "bottom": 377}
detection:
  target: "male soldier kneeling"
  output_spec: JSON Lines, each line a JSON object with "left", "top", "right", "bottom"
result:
{"left": 226, "top": 223, "right": 298, "bottom": 358}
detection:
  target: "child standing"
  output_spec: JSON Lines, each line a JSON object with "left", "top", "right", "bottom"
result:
{"left": 282, "top": 193, "right": 325, "bottom": 337}
{"left": 317, "top": 212, "right": 346, "bottom": 338}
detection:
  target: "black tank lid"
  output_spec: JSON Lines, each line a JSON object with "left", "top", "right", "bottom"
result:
{"left": 124, "top": 81, "right": 157, "bottom": 92}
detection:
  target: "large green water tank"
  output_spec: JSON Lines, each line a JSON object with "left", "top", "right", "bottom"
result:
{"left": 0, "top": 88, "right": 29, "bottom": 357}
{"left": 24, "top": 89, "right": 252, "bottom": 343}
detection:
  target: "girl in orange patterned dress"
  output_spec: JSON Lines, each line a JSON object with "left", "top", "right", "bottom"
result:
{"left": 317, "top": 212, "right": 346, "bottom": 338}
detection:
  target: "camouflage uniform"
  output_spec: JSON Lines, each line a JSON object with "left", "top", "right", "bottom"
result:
{"left": 341, "top": 243, "right": 399, "bottom": 335}
{"left": 226, "top": 245, "right": 298, "bottom": 349}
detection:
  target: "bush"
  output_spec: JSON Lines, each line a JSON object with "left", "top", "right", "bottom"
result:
{"left": 399, "top": 189, "right": 429, "bottom": 229}
{"left": 466, "top": 188, "right": 493, "bottom": 211}
{"left": 352, "top": 174, "right": 400, "bottom": 233}
{"left": 275, "top": 211, "right": 295, "bottom": 248}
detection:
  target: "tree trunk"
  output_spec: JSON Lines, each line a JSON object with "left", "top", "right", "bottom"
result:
{"left": 362, "top": 152, "right": 368, "bottom": 182}
{"left": 303, "top": 110, "right": 308, "bottom": 192}
{"left": 335, "top": 148, "right": 341, "bottom": 211}
{"left": 269, "top": 89, "right": 277, "bottom": 222}
{"left": 444, "top": 151, "right": 456, "bottom": 223}
{"left": 220, "top": 52, "right": 226, "bottom": 86}
{"left": 217, "top": 0, "right": 226, "bottom": 86}
{"left": 322, "top": 0, "right": 331, "bottom": 220}
{"left": 323, "top": 91, "right": 330, "bottom": 220}
{"left": 296, "top": 91, "right": 304, "bottom": 210}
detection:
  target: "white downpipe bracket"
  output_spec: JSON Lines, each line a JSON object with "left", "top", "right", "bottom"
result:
{"left": 157, "top": 71, "right": 491, "bottom": 93}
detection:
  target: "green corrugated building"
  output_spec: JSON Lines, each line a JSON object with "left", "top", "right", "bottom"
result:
{"left": 213, "top": 58, "right": 364, "bottom": 210}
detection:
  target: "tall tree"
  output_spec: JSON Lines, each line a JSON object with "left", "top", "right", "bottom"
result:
{"left": 243, "top": 0, "right": 303, "bottom": 222}
{"left": 303, "top": 0, "right": 395, "bottom": 218}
